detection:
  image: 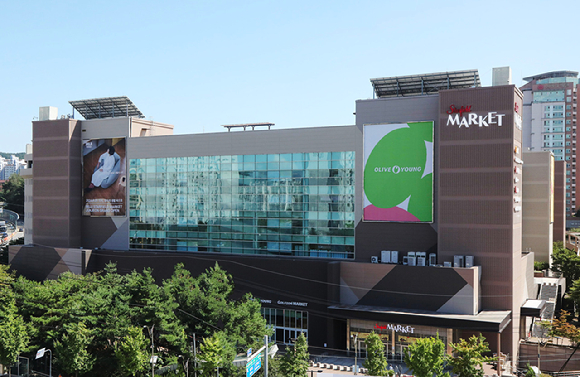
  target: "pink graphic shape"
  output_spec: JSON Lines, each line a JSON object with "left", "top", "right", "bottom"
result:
{"left": 364, "top": 204, "right": 420, "bottom": 222}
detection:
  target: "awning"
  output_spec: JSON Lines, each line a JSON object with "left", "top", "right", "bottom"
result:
{"left": 328, "top": 304, "right": 511, "bottom": 333}
{"left": 520, "top": 299, "right": 546, "bottom": 318}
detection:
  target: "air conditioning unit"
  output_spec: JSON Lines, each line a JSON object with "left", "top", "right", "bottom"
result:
{"left": 371, "top": 256, "right": 379, "bottom": 264}
{"left": 443, "top": 261, "right": 452, "bottom": 267}
{"left": 428, "top": 253, "right": 437, "bottom": 266}
{"left": 416, "top": 252, "right": 426, "bottom": 259}
{"left": 465, "top": 255, "right": 474, "bottom": 268}
{"left": 417, "top": 256, "right": 426, "bottom": 266}
{"left": 402, "top": 256, "right": 409, "bottom": 265}
{"left": 391, "top": 251, "right": 399, "bottom": 264}
{"left": 407, "top": 256, "right": 416, "bottom": 266}
{"left": 381, "top": 250, "right": 391, "bottom": 264}
{"left": 454, "top": 255, "right": 465, "bottom": 268}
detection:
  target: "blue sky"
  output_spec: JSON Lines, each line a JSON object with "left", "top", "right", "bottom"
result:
{"left": 1, "top": 0, "right": 578, "bottom": 152}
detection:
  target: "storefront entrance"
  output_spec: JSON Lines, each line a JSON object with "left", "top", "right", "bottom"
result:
{"left": 348, "top": 319, "right": 454, "bottom": 358}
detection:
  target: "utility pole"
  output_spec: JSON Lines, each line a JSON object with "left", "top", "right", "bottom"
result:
{"left": 264, "top": 335, "right": 268, "bottom": 377}
{"left": 193, "top": 333, "right": 197, "bottom": 377}
{"left": 145, "top": 325, "right": 155, "bottom": 377}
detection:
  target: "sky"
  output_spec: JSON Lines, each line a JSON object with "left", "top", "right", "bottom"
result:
{"left": 1, "top": 0, "right": 579, "bottom": 153}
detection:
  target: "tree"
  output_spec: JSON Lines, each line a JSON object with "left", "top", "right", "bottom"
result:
{"left": 198, "top": 331, "right": 232, "bottom": 377}
{"left": 54, "top": 322, "right": 95, "bottom": 377}
{"left": 404, "top": 336, "right": 449, "bottom": 377}
{"left": 542, "top": 310, "right": 580, "bottom": 371}
{"left": 447, "top": 334, "right": 494, "bottom": 377}
{"left": 280, "top": 332, "right": 309, "bottom": 377}
{"left": 363, "top": 332, "right": 391, "bottom": 376}
{"left": 114, "top": 326, "right": 150, "bottom": 377}
{"left": 0, "top": 265, "right": 29, "bottom": 370}
{"left": 551, "top": 242, "right": 580, "bottom": 290}
{"left": 0, "top": 174, "right": 24, "bottom": 214}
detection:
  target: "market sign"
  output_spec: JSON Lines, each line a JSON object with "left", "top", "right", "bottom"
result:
{"left": 445, "top": 105, "right": 506, "bottom": 128}
{"left": 374, "top": 323, "right": 415, "bottom": 334}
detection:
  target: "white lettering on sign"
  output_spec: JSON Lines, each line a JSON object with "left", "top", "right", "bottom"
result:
{"left": 374, "top": 323, "right": 415, "bottom": 333}
{"left": 374, "top": 166, "right": 422, "bottom": 174}
{"left": 447, "top": 112, "right": 506, "bottom": 128}
{"left": 277, "top": 300, "right": 308, "bottom": 307}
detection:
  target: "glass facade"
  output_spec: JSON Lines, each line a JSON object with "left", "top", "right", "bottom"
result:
{"left": 261, "top": 308, "right": 308, "bottom": 345}
{"left": 129, "top": 151, "right": 355, "bottom": 258}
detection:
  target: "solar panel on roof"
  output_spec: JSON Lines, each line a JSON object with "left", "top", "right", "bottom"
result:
{"left": 69, "top": 96, "right": 144, "bottom": 120}
{"left": 370, "top": 70, "right": 481, "bottom": 98}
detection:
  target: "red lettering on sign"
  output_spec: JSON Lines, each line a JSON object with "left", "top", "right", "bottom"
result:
{"left": 514, "top": 102, "right": 519, "bottom": 114}
{"left": 446, "top": 105, "right": 472, "bottom": 117}
{"left": 374, "top": 324, "right": 387, "bottom": 330}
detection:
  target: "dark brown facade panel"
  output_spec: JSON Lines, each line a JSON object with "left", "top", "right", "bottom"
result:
{"left": 33, "top": 120, "right": 77, "bottom": 138}
{"left": 34, "top": 180, "right": 70, "bottom": 197}
{"left": 438, "top": 200, "right": 512, "bottom": 225}
{"left": 32, "top": 139, "right": 73, "bottom": 158}
{"left": 439, "top": 172, "right": 512, "bottom": 197}
{"left": 354, "top": 222, "right": 437, "bottom": 262}
{"left": 438, "top": 227, "right": 513, "bottom": 254}
{"left": 439, "top": 144, "right": 514, "bottom": 169}
{"left": 33, "top": 160, "right": 72, "bottom": 178}
{"left": 33, "top": 198, "right": 71, "bottom": 218}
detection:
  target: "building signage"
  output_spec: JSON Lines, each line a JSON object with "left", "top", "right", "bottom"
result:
{"left": 246, "top": 351, "right": 262, "bottom": 377}
{"left": 82, "top": 138, "right": 126, "bottom": 217}
{"left": 374, "top": 323, "right": 415, "bottom": 334}
{"left": 445, "top": 105, "right": 506, "bottom": 128}
{"left": 363, "top": 122, "right": 434, "bottom": 222}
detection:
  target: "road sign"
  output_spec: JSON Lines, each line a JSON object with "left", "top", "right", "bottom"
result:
{"left": 246, "top": 352, "right": 262, "bottom": 377}
{"left": 35, "top": 348, "right": 45, "bottom": 359}
{"left": 247, "top": 348, "right": 252, "bottom": 358}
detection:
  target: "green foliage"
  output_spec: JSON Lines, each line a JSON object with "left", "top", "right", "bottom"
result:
{"left": 0, "top": 174, "right": 24, "bottom": 213}
{"left": 54, "top": 322, "right": 95, "bottom": 375}
{"left": 280, "top": 332, "right": 309, "bottom": 377}
{"left": 114, "top": 326, "right": 150, "bottom": 377}
{"left": 447, "top": 334, "right": 494, "bottom": 377}
{"left": 198, "top": 331, "right": 233, "bottom": 377}
{"left": 534, "top": 261, "right": 549, "bottom": 271}
{"left": 544, "top": 310, "right": 580, "bottom": 344}
{"left": 404, "top": 336, "right": 449, "bottom": 377}
{"left": 363, "top": 332, "right": 390, "bottom": 376}
{"left": 551, "top": 242, "right": 580, "bottom": 289}
{"left": 526, "top": 364, "right": 536, "bottom": 377}
{"left": 570, "top": 280, "right": 580, "bottom": 314}
{"left": 266, "top": 356, "right": 283, "bottom": 377}
{"left": 0, "top": 265, "right": 29, "bottom": 367}
{"left": 8, "top": 262, "right": 268, "bottom": 377}
{"left": 0, "top": 153, "right": 24, "bottom": 160}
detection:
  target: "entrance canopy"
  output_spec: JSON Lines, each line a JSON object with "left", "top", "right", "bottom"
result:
{"left": 328, "top": 304, "right": 511, "bottom": 333}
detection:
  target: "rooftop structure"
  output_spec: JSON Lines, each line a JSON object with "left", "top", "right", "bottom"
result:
{"left": 370, "top": 69, "right": 480, "bottom": 98}
{"left": 69, "top": 96, "right": 144, "bottom": 120}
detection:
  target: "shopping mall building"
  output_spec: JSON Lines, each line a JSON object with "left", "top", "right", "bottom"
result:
{"left": 12, "top": 70, "right": 563, "bottom": 367}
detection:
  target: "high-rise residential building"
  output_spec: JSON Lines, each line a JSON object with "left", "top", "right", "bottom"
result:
{"left": 521, "top": 71, "right": 579, "bottom": 218}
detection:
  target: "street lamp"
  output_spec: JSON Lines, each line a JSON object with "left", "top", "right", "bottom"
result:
{"left": 144, "top": 325, "right": 156, "bottom": 377}
{"left": 350, "top": 334, "right": 358, "bottom": 375}
{"left": 35, "top": 348, "right": 52, "bottom": 377}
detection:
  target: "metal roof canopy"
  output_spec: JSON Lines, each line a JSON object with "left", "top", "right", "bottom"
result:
{"left": 222, "top": 122, "right": 275, "bottom": 132}
{"left": 371, "top": 69, "right": 481, "bottom": 98}
{"left": 523, "top": 70, "right": 579, "bottom": 82}
{"left": 69, "top": 96, "right": 144, "bottom": 120}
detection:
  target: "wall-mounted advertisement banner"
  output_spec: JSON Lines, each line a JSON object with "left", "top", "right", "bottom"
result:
{"left": 363, "top": 122, "right": 434, "bottom": 222}
{"left": 82, "top": 138, "right": 126, "bottom": 217}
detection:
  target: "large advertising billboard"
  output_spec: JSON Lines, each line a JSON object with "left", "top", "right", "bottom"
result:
{"left": 82, "top": 138, "right": 126, "bottom": 217}
{"left": 363, "top": 122, "right": 433, "bottom": 222}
